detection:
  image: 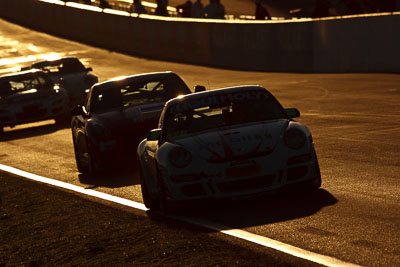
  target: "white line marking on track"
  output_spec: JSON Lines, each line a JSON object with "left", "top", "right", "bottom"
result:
{"left": 0, "top": 164, "right": 361, "bottom": 267}
{"left": 171, "top": 216, "right": 361, "bottom": 267}
{"left": 0, "top": 164, "right": 147, "bottom": 211}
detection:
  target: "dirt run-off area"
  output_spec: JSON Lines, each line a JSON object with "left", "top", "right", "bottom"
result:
{"left": 0, "top": 171, "right": 318, "bottom": 266}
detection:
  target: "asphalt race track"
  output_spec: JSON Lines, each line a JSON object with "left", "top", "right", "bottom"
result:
{"left": 1, "top": 18, "right": 399, "bottom": 266}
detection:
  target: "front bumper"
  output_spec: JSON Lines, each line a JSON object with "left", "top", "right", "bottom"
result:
{"left": 162, "top": 152, "right": 320, "bottom": 204}
{"left": 0, "top": 100, "right": 69, "bottom": 127}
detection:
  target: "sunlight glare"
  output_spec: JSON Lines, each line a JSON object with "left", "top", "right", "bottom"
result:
{"left": 38, "top": 53, "right": 61, "bottom": 61}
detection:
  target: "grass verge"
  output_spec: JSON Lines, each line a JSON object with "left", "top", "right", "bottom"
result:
{"left": 0, "top": 171, "right": 316, "bottom": 266}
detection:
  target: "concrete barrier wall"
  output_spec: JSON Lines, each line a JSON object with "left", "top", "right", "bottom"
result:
{"left": 313, "top": 14, "right": 400, "bottom": 72}
{"left": 0, "top": 0, "right": 399, "bottom": 73}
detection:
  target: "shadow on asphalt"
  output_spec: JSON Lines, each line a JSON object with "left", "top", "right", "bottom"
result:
{"left": 150, "top": 188, "right": 337, "bottom": 230}
{"left": 78, "top": 160, "right": 140, "bottom": 189}
{"left": 0, "top": 121, "right": 70, "bottom": 141}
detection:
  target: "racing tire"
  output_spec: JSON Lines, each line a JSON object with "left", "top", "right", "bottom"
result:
{"left": 72, "top": 132, "right": 85, "bottom": 173}
{"left": 88, "top": 152, "right": 100, "bottom": 178}
{"left": 139, "top": 167, "right": 158, "bottom": 210}
{"left": 157, "top": 180, "right": 169, "bottom": 214}
{"left": 304, "top": 157, "right": 322, "bottom": 192}
{"left": 87, "top": 141, "right": 101, "bottom": 178}
{"left": 156, "top": 178, "right": 177, "bottom": 215}
{"left": 313, "top": 157, "right": 322, "bottom": 189}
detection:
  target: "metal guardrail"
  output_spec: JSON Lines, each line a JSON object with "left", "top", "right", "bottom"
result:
{"left": 65, "top": 0, "right": 285, "bottom": 20}
{"left": 90, "top": 0, "right": 180, "bottom": 17}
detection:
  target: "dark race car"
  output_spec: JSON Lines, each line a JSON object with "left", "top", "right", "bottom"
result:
{"left": 71, "top": 71, "right": 192, "bottom": 177}
{"left": 0, "top": 69, "right": 70, "bottom": 135}
{"left": 21, "top": 57, "right": 98, "bottom": 107}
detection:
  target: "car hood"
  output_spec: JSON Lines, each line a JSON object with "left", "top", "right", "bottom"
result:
{"left": 173, "top": 119, "right": 288, "bottom": 162}
{"left": 49, "top": 72, "right": 85, "bottom": 86}
{"left": 91, "top": 102, "right": 165, "bottom": 129}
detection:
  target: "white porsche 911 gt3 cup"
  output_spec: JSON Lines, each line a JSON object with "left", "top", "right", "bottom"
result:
{"left": 0, "top": 69, "right": 70, "bottom": 135}
{"left": 21, "top": 57, "right": 98, "bottom": 107}
{"left": 137, "top": 85, "right": 321, "bottom": 213}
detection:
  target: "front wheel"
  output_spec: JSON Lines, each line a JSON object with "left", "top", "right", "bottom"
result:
{"left": 86, "top": 141, "right": 101, "bottom": 178}
{"left": 88, "top": 151, "right": 100, "bottom": 178}
{"left": 312, "top": 157, "right": 322, "bottom": 189}
{"left": 156, "top": 178, "right": 176, "bottom": 214}
{"left": 140, "top": 167, "right": 158, "bottom": 210}
{"left": 303, "top": 157, "right": 322, "bottom": 192}
{"left": 157, "top": 180, "right": 168, "bottom": 214}
{"left": 72, "top": 132, "right": 85, "bottom": 173}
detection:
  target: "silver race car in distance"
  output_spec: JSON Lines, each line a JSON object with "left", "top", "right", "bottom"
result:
{"left": 0, "top": 69, "right": 70, "bottom": 135}
{"left": 21, "top": 57, "right": 98, "bottom": 107}
{"left": 137, "top": 85, "right": 322, "bottom": 213}
{"left": 71, "top": 71, "right": 192, "bottom": 177}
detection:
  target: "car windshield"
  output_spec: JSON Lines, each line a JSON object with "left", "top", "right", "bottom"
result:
{"left": 32, "top": 59, "right": 85, "bottom": 75}
{"left": 163, "top": 89, "right": 287, "bottom": 139}
{"left": 89, "top": 75, "right": 189, "bottom": 114}
{"left": 0, "top": 73, "right": 53, "bottom": 98}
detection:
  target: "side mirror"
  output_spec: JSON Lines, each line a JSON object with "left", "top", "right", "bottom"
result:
{"left": 71, "top": 105, "right": 89, "bottom": 117}
{"left": 147, "top": 128, "right": 162, "bottom": 141}
{"left": 285, "top": 108, "right": 300, "bottom": 119}
{"left": 86, "top": 67, "right": 93, "bottom": 72}
{"left": 194, "top": 85, "right": 206, "bottom": 93}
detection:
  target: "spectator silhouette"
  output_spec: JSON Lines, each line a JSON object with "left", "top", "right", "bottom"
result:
{"left": 191, "top": 0, "right": 205, "bottom": 18}
{"left": 312, "top": 0, "right": 331, "bottom": 17}
{"left": 130, "top": 0, "right": 147, "bottom": 14}
{"left": 205, "top": 0, "right": 225, "bottom": 19}
{"left": 344, "top": 0, "right": 364, "bottom": 15}
{"left": 99, "top": 0, "right": 111, "bottom": 9}
{"left": 363, "top": 0, "right": 397, "bottom": 12}
{"left": 204, "top": 0, "right": 216, "bottom": 18}
{"left": 214, "top": 0, "right": 225, "bottom": 19}
{"left": 176, "top": 0, "right": 193, "bottom": 18}
{"left": 156, "top": 0, "right": 169, "bottom": 16}
{"left": 363, "top": 0, "right": 379, "bottom": 12}
{"left": 255, "top": 0, "right": 271, "bottom": 20}
{"left": 379, "top": 0, "right": 397, "bottom": 11}
{"left": 177, "top": 0, "right": 193, "bottom": 17}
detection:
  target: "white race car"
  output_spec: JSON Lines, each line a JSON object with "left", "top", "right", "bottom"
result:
{"left": 137, "top": 85, "right": 321, "bottom": 213}
{"left": 0, "top": 69, "right": 70, "bottom": 134}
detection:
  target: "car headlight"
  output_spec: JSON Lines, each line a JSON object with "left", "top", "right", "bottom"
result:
{"left": 284, "top": 128, "right": 306, "bottom": 149}
{"left": 168, "top": 147, "right": 192, "bottom": 168}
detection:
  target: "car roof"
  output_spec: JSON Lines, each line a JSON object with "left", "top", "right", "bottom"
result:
{"left": 166, "top": 85, "right": 269, "bottom": 107}
{"left": 91, "top": 71, "right": 180, "bottom": 92}
{"left": 30, "top": 57, "right": 81, "bottom": 68}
